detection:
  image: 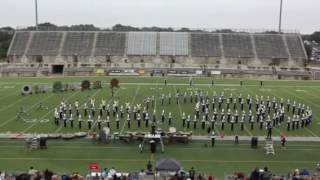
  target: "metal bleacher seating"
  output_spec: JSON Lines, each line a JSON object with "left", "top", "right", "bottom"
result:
{"left": 191, "top": 33, "right": 221, "bottom": 57}
{"left": 7, "top": 31, "right": 307, "bottom": 64}
{"left": 26, "top": 32, "right": 63, "bottom": 56}
{"left": 61, "top": 32, "right": 95, "bottom": 56}
{"left": 254, "top": 34, "right": 288, "bottom": 59}
{"left": 222, "top": 34, "right": 254, "bottom": 58}
{"left": 127, "top": 32, "right": 157, "bottom": 56}
{"left": 285, "top": 35, "right": 306, "bottom": 59}
{"left": 7, "top": 32, "right": 30, "bottom": 56}
{"left": 94, "top": 32, "right": 126, "bottom": 56}
{"left": 159, "top": 32, "right": 188, "bottom": 56}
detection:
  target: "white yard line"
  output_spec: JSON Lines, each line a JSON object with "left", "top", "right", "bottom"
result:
{"left": 207, "top": 85, "right": 221, "bottom": 136}
{"left": 85, "top": 89, "right": 107, "bottom": 134}
{"left": 89, "top": 89, "right": 120, "bottom": 134}
{"left": 269, "top": 88, "right": 319, "bottom": 137}
{"left": 60, "top": 89, "right": 103, "bottom": 134}
{"left": 173, "top": 85, "right": 183, "bottom": 115}
{"left": 0, "top": 94, "right": 55, "bottom": 128}
{"left": 120, "top": 86, "right": 140, "bottom": 134}
{"left": 53, "top": 124, "right": 64, "bottom": 133}
{"left": 0, "top": 97, "right": 28, "bottom": 112}
{"left": 303, "top": 89, "right": 320, "bottom": 100}
{"left": 309, "top": 86, "right": 320, "bottom": 95}
{"left": 0, "top": 144, "right": 320, "bottom": 151}
{"left": 243, "top": 86, "right": 284, "bottom": 135}
{"left": 154, "top": 78, "right": 159, "bottom": 113}
{"left": 0, "top": 157, "right": 317, "bottom": 164}
{"left": 22, "top": 91, "right": 82, "bottom": 133}
{"left": 0, "top": 89, "right": 20, "bottom": 101}
{"left": 271, "top": 90, "right": 317, "bottom": 137}
{"left": 1, "top": 81, "right": 320, "bottom": 88}
{"left": 282, "top": 88, "right": 320, "bottom": 109}
{"left": 243, "top": 126, "right": 253, "bottom": 136}
{"left": 305, "top": 127, "right": 318, "bottom": 137}
{"left": 173, "top": 85, "right": 184, "bottom": 130}
{"left": 3, "top": 81, "right": 320, "bottom": 88}
{"left": 119, "top": 82, "right": 320, "bottom": 88}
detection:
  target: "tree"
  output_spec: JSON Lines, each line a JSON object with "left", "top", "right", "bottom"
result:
{"left": 112, "top": 24, "right": 140, "bottom": 31}
{"left": 304, "top": 42, "right": 313, "bottom": 59}
{"left": 303, "top": 31, "right": 320, "bottom": 43}
{"left": 0, "top": 29, "right": 14, "bottom": 60}
{"left": 310, "top": 32, "right": 320, "bottom": 43}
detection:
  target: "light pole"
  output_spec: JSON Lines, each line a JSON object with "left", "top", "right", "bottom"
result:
{"left": 278, "top": 0, "right": 283, "bottom": 33}
{"left": 35, "top": 0, "right": 39, "bottom": 31}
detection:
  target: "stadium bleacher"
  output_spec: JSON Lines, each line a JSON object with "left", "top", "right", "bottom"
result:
{"left": 127, "top": 32, "right": 157, "bottom": 56}
{"left": 7, "top": 31, "right": 306, "bottom": 60}
{"left": 61, "top": 32, "right": 95, "bottom": 56}
{"left": 285, "top": 35, "right": 306, "bottom": 59}
{"left": 254, "top": 34, "right": 289, "bottom": 59}
{"left": 94, "top": 32, "right": 126, "bottom": 56}
{"left": 26, "top": 32, "right": 63, "bottom": 56}
{"left": 191, "top": 33, "right": 221, "bottom": 57}
{"left": 5, "top": 31, "right": 309, "bottom": 79}
{"left": 7, "top": 31, "right": 31, "bottom": 56}
{"left": 222, "top": 34, "right": 254, "bottom": 58}
{"left": 159, "top": 32, "right": 188, "bottom": 56}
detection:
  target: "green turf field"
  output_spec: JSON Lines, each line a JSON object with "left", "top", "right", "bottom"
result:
{"left": 0, "top": 76, "right": 319, "bottom": 136}
{"left": 0, "top": 139, "right": 319, "bottom": 178}
{"left": 0, "top": 76, "right": 320, "bottom": 178}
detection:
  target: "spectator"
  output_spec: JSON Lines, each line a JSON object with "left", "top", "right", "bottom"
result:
{"left": 33, "top": 171, "right": 42, "bottom": 180}
{"left": 316, "top": 163, "right": 320, "bottom": 173}
{"left": 70, "top": 171, "right": 82, "bottom": 179}
{"left": 260, "top": 167, "right": 272, "bottom": 180}
{"left": 249, "top": 168, "right": 260, "bottom": 180}
{"left": 292, "top": 169, "right": 300, "bottom": 180}
{"left": 147, "top": 161, "right": 152, "bottom": 172}
{"left": 16, "top": 173, "right": 31, "bottom": 180}
{"left": 109, "top": 167, "right": 117, "bottom": 177}
{"left": 101, "top": 168, "right": 109, "bottom": 177}
{"left": 234, "top": 172, "right": 245, "bottom": 179}
{"left": 138, "top": 169, "right": 146, "bottom": 179}
{"left": 61, "top": 174, "right": 69, "bottom": 180}
{"left": 0, "top": 171, "right": 5, "bottom": 180}
{"left": 28, "top": 166, "right": 37, "bottom": 176}
{"left": 196, "top": 173, "right": 204, "bottom": 180}
{"left": 189, "top": 167, "right": 196, "bottom": 180}
{"left": 44, "top": 169, "right": 53, "bottom": 180}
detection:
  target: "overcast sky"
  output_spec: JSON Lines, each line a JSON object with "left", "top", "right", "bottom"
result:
{"left": 0, "top": 0, "right": 318, "bottom": 34}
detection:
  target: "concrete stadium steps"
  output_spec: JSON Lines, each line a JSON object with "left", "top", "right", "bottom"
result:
{"left": 222, "top": 34, "right": 254, "bottom": 58}
{"left": 7, "top": 31, "right": 31, "bottom": 56}
{"left": 159, "top": 32, "right": 188, "bottom": 56}
{"left": 94, "top": 32, "right": 126, "bottom": 56}
{"left": 254, "top": 34, "right": 289, "bottom": 59}
{"left": 285, "top": 35, "right": 306, "bottom": 59}
{"left": 8, "top": 31, "right": 306, "bottom": 62}
{"left": 61, "top": 32, "right": 95, "bottom": 56}
{"left": 26, "top": 32, "right": 63, "bottom": 56}
{"left": 127, "top": 32, "right": 157, "bottom": 55}
{"left": 191, "top": 33, "right": 221, "bottom": 57}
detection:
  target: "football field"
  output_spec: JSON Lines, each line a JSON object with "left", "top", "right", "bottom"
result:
{"left": 0, "top": 76, "right": 320, "bottom": 178}
{"left": 0, "top": 76, "right": 319, "bottom": 136}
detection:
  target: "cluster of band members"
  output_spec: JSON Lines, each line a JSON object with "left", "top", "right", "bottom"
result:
{"left": 53, "top": 90, "right": 312, "bottom": 133}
